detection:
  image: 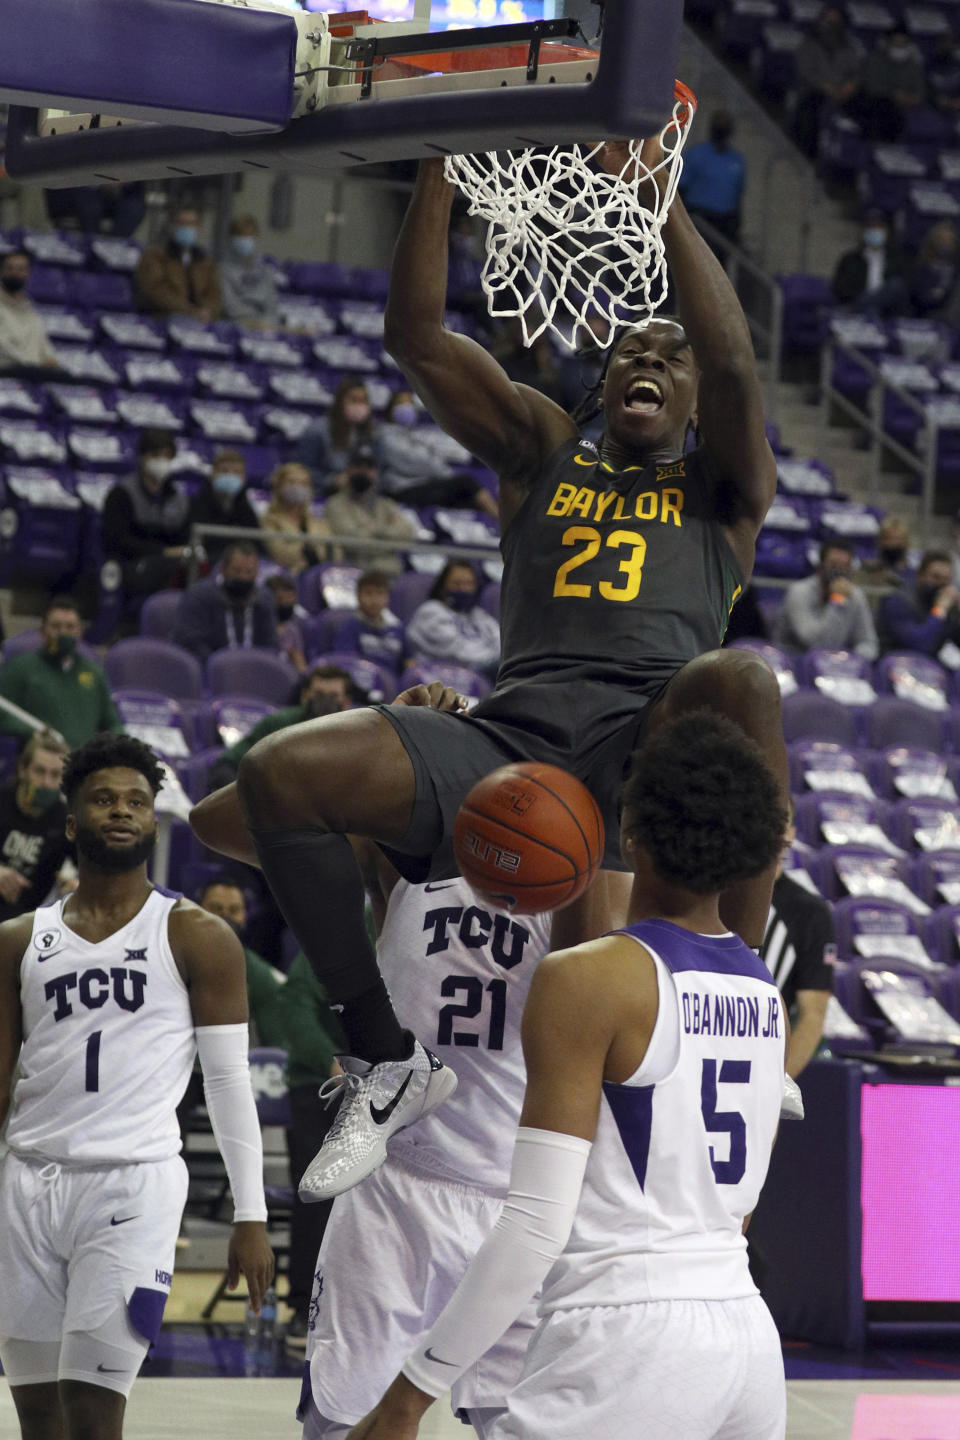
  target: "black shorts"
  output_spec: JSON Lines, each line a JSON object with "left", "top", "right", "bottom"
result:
{"left": 375, "top": 678, "right": 665, "bottom": 882}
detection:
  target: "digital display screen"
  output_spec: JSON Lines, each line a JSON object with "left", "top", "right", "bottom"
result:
{"left": 860, "top": 1084, "right": 960, "bottom": 1302}
{"left": 304, "top": 2, "right": 559, "bottom": 25}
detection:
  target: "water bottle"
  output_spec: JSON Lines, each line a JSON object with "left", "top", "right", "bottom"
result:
{"left": 243, "top": 1297, "right": 262, "bottom": 1377}
{"left": 257, "top": 1286, "right": 278, "bottom": 1372}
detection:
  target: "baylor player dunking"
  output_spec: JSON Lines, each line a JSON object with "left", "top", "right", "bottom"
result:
{"left": 191, "top": 137, "right": 789, "bottom": 1200}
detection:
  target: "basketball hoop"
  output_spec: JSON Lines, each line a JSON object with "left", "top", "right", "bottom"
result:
{"left": 444, "top": 80, "right": 698, "bottom": 351}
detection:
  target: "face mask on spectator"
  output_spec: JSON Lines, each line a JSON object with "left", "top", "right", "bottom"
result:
{"left": 390, "top": 402, "right": 419, "bottom": 427}
{"left": 49, "top": 634, "right": 77, "bottom": 660}
{"left": 446, "top": 589, "right": 476, "bottom": 613}
{"left": 349, "top": 471, "right": 375, "bottom": 497}
{"left": 27, "top": 782, "right": 61, "bottom": 811}
{"left": 305, "top": 691, "right": 343, "bottom": 720}
{"left": 880, "top": 546, "right": 907, "bottom": 566}
{"left": 917, "top": 582, "right": 942, "bottom": 609}
{"left": 1, "top": 275, "right": 26, "bottom": 295}
{"left": 174, "top": 225, "right": 197, "bottom": 248}
{"left": 275, "top": 604, "right": 295, "bottom": 622}
{"left": 344, "top": 401, "right": 371, "bottom": 425}
{"left": 144, "top": 456, "right": 173, "bottom": 483}
{"left": 213, "top": 471, "right": 245, "bottom": 498}
{"left": 281, "top": 484, "right": 310, "bottom": 507}
{"left": 864, "top": 228, "right": 887, "bottom": 249}
{"left": 223, "top": 577, "right": 255, "bottom": 603}
{"left": 231, "top": 235, "right": 256, "bottom": 258}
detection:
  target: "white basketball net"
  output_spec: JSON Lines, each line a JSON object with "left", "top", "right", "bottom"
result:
{"left": 443, "top": 88, "right": 697, "bottom": 351}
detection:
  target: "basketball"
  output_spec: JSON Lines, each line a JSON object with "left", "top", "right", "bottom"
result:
{"left": 453, "top": 762, "right": 605, "bottom": 914}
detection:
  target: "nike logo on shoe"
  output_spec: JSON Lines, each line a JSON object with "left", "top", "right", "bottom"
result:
{"left": 110, "top": 1214, "right": 140, "bottom": 1226}
{"left": 424, "top": 1346, "right": 458, "bottom": 1367}
{"left": 369, "top": 1072, "right": 413, "bottom": 1125}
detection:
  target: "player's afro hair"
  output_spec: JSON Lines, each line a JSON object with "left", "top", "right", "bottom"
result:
{"left": 621, "top": 711, "right": 787, "bottom": 895}
{"left": 63, "top": 732, "right": 166, "bottom": 805}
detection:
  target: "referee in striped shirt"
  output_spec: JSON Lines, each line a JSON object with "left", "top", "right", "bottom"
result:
{"left": 759, "top": 797, "right": 834, "bottom": 1076}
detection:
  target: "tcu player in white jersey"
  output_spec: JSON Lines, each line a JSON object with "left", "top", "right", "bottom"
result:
{"left": 347, "top": 711, "right": 792, "bottom": 1440}
{"left": 299, "top": 846, "right": 567, "bottom": 1440}
{"left": 0, "top": 734, "right": 274, "bottom": 1440}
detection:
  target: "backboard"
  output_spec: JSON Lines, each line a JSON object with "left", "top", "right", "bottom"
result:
{"left": 0, "top": 0, "right": 683, "bottom": 187}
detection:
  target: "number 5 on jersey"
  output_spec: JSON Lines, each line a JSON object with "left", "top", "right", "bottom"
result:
{"left": 701, "top": 1058, "right": 751, "bottom": 1185}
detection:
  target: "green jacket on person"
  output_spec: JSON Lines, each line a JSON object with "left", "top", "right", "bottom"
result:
{"left": 0, "top": 649, "right": 122, "bottom": 749}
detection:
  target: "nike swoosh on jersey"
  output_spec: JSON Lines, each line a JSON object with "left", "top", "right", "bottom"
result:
{"left": 97, "top": 1363, "right": 128, "bottom": 1373}
{"left": 36, "top": 950, "right": 64, "bottom": 962}
{"left": 423, "top": 882, "right": 457, "bottom": 893}
{"left": 424, "top": 1346, "right": 458, "bottom": 1367}
{"left": 369, "top": 1072, "right": 412, "bottom": 1125}
{"left": 110, "top": 1214, "right": 141, "bottom": 1226}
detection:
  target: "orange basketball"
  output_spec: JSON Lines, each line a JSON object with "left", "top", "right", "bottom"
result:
{"left": 453, "top": 762, "right": 605, "bottom": 915}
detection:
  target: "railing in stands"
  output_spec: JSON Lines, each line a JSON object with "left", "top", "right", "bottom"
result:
{"left": 689, "top": 213, "right": 784, "bottom": 424}
{"left": 185, "top": 524, "right": 503, "bottom": 585}
{"left": 818, "top": 336, "right": 939, "bottom": 547}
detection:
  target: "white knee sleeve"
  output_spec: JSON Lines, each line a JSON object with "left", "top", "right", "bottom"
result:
{"left": 58, "top": 1306, "right": 150, "bottom": 1398}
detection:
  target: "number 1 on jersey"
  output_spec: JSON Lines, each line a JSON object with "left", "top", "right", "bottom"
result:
{"left": 85, "top": 1031, "right": 101, "bottom": 1092}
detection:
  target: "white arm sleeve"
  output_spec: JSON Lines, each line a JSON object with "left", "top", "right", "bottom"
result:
{"left": 402, "top": 1127, "right": 591, "bottom": 1399}
{"left": 195, "top": 1024, "right": 268, "bottom": 1224}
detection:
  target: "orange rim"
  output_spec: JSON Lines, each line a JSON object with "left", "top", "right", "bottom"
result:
{"left": 673, "top": 79, "right": 698, "bottom": 128}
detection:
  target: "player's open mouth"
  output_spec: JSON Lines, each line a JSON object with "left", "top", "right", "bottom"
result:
{"left": 625, "top": 379, "right": 664, "bottom": 415}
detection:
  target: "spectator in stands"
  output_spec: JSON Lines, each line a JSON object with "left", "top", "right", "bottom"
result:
{"left": 379, "top": 388, "right": 498, "bottom": 518}
{"left": 277, "top": 946, "right": 346, "bottom": 1345}
{"left": 198, "top": 875, "right": 288, "bottom": 1047}
{"left": 928, "top": 28, "right": 960, "bottom": 117}
{"left": 207, "top": 663, "right": 355, "bottom": 791}
{"left": 910, "top": 220, "right": 960, "bottom": 319}
{"left": 220, "top": 214, "right": 279, "bottom": 330}
{"left": 172, "top": 539, "right": 278, "bottom": 663}
{"left": 135, "top": 204, "right": 222, "bottom": 320}
{"left": 0, "top": 729, "right": 71, "bottom": 923}
{"left": 295, "top": 376, "right": 384, "bottom": 494}
{"left": 0, "top": 596, "right": 122, "bottom": 749}
{"left": 491, "top": 317, "right": 562, "bottom": 404}
{"left": 774, "top": 538, "right": 879, "bottom": 659}
{"left": 853, "top": 25, "right": 926, "bottom": 141}
{"left": 856, "top": 516, "right": 913, "bottom": 590}
{"left": 334, "top": 568, "right": 406, "bottom": 675}
{"left": 261, "top": 462, "right": 333, "bottom": 576}
{"left": 831, "top": 209, "right": 908, "bottom": 317}
{"left": 793, "top": 7, "right": 864, "bottom": 158}
{"left": 45, "top": 182, "right": 146, "bottom": 237}
{"left": 407, "top": 559, "right": 500, "bottom": 678}
{"left": 322, "top": 445, "right": 418, "bottom": 577}
{"left": 758, "top": 798, "right": 834, "bottom": 1077}
{"left": 265, "top": 572, "right": 310, "bottom": 674}
{"left": 678, "top": 109, "right": 746, "bottom": 253}
{"left": 102, "top": 428, "right": 192, "bottom": 602}
{"left": 0, "top": 248, "right": 59, "bottom": 374}
{"left": 187, "top": 447, "right": 261, "bottom": 568}
{"left": 877, "top": 548, "right": 960, "bottom": 657}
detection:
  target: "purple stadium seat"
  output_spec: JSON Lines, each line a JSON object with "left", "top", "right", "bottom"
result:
{"left": 777, "top": 274, "right": 834, "bottom": 354}
{"left": 104, "top": 638, "right": 203, "bottom": 701}
{"left": 315, "top": 651, "right": 396, "bottom": 702}
{"left": 781, "top": 691, "right": 860, "bottom": 746}
{"left": 869, "top": 744, "right": 956, "bottom": 800}
{"left": 875, "top": 652, "right": 949, "bottom": 711}
{"left": 788, "top": 740, "right": 876, "bottom": 797}
{"left": 3, "top": 628, "right": 98, "bottom": 664}
{"left": 793, "top": 793, "right": 894, "bottom": 850}
{"left": 175, "top": 747, "right": 227, "bottom": 803}
{"left": 889, "top": 798, "right": 960, "bottom": 853}
{"left": 801, "top": 649, "right": 877, "bottom": 707}
{"left": 211, "top": 696, "right": 274, "bottom": 747}
{"left": 728, "top": 639, "right": 799, "bottom": 696}
{"left": 112, "top": 690, "right": 195, "bottom": 760}
{"left": 205, "top": 648, "right": 297, "bottom": 705}
{"left": 298, "top": 563, "right": 363, "bottom": 615}
{"left": 832, "top": 896, "right": 929, "bottom": 965}
{"left": 922, "top": 906, "right": 960, "bottom": 966}
{"left": 400, "top": 661, "right": 490, "bottom": 703}
{"left": 831, "top": 958, "right": 941, "bottom": 1043}
{"left": 73, "top": 271, "right": 134, "bottom": 312}
{"left": 938, "top": 966, "right": 960, "bottom": 1019}
{"left": 388, "top": 572, "right": 434, "bottom": 623}
{"left": 911, "top": 852, "right": 960, "bottom": 908}
{"left": 864, "top": 696, "right": 949, "bottom": 754}
{"left": 752, "top": 533, "right": 811, "bottom": 579}
{"left": 808, "top": 844, "right": 915, "bottom": 903}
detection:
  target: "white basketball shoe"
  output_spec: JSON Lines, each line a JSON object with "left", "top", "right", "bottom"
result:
{"left": 298, "top": 1040, "right": 458, "bottom": 1202}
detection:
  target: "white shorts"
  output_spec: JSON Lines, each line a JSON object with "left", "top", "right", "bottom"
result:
{"left": 303, "top": 1152, "right": 537, "bottom": 1427}
{"left": 491, "top": 1297, "right": 786, "bottom": 1440}
{"left": 0, "top": 1150, "right": 188, "bottom": 1396}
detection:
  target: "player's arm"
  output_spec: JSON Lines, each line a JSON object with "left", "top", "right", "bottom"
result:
{"left": 190, "top": 783, "right": 258, "bottom": 866}
{"left": 168, "top": 902, "right": 275, "bottom": 1312}
{"left": 345, "top": 944, "right": 621, "bottom": 1440}
{"left": 786, "top": 989, "right": 829, "bottom": 1078}
{"left": 0, "top": 915, "right": 32, "bottom": 1128}
{"left": 383, "top": 159, "right": 576, "bottom": 514}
